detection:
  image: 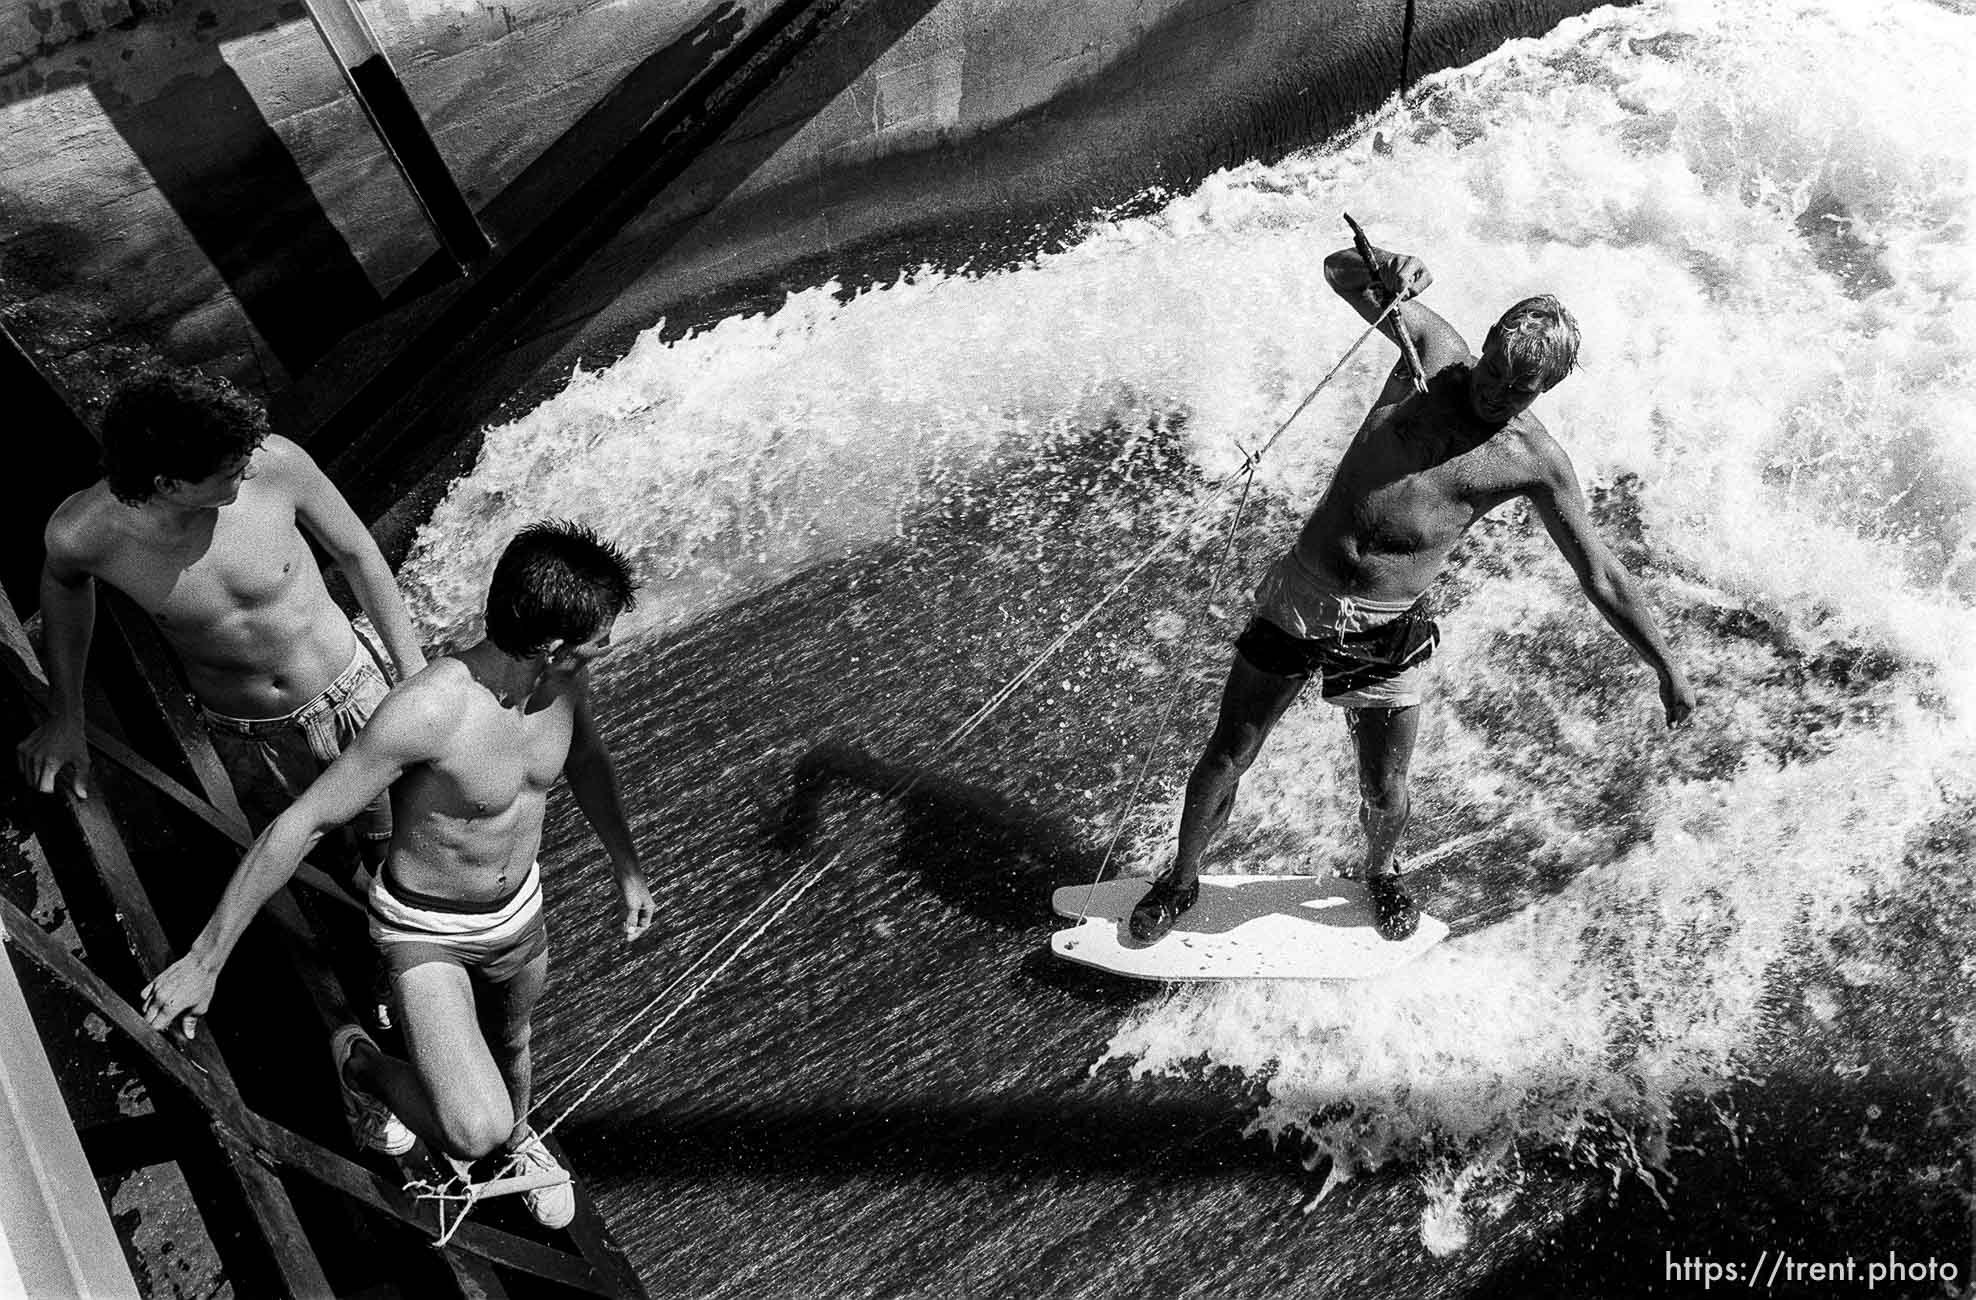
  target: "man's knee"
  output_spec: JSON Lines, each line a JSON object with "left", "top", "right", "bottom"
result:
{"left": 1199, "top": 723, "right": 1272, "bottom": 778}
{"left": 434, "top": 1095, "right": 515, "bottom": 1160}
{"left": 485, "top": 1012, "right": 532, "bottom": 1066}
{"left": 1358, "top": 768, "right": 1411, "bottom": 816}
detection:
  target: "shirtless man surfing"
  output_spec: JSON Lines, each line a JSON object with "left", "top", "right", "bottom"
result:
{"left": 16, "top": 371, "right": 426, "bottom": 879}
{"left": 1130, "top": 240, "right": 1696, "bottom": 945}
{"left": 141, "top": 520, "right": 655, "bottom": 1230}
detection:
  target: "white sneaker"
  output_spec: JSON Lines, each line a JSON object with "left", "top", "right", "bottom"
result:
{"left": 330, "top": 1024, "right": 416, "bottom": 1156}
{"left": 506, "top": 1129, "right": 575, "bottom": 1230}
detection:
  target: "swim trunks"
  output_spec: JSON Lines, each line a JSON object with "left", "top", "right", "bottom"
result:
{"left": 1236, "top": 550, "right": 1440, "bottom": 708}
{"left": 366, "top": 859, "right": 548, "bottom": 987}
{"left": 200, "top": 619, "right": 396, "bottom": 857}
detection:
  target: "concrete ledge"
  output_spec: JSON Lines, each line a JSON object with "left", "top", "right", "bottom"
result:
{"left": 0, "top": 933, "right": 141, "bottom": 1299}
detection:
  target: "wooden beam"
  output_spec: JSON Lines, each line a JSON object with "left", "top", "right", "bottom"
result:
{"left": 0, "top": 894, "right": 334, "bottom": 1297}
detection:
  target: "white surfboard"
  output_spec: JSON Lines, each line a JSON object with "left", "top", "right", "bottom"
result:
{"left": 1048, "top": 874, "right": 1447, "bottom": 981}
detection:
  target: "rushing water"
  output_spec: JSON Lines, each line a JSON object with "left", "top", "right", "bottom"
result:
{"left": 400, "top": 1, "right": 1974, "bottom": 1294}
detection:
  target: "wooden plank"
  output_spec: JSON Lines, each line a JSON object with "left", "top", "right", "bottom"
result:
{"left": 212, "top": 1122, "right": 337, "bottom": 1300}
{"left": 1, "top": 896, "right": 271, "bottom": 1147}
{"left": 252, "top": 1123, "right": 608, "bottom": 1291}
{"left": 0, "top": 893, "right": 333, "bottom": 1297}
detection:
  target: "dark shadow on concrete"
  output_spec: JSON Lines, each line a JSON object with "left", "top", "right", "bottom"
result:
{"left": 305, "top": 0, "right": 945, "bottom": 524}
{"left": 1, "top": 323, "right": 98, "bottom": 615}
{"left": 86, "top": 23, "right": 379, "bottom": 373}
{"left": 358, "top": 2, "right": 761, "bottom": 320}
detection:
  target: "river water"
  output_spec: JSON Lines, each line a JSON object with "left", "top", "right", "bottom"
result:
{"left": 396, "top": 1, "right": 1976, "bottom": 1294}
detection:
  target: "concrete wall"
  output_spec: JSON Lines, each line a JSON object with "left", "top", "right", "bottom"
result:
{"left": 1, "top": 0, "right": 1616, "bottom": 428}
{"left": 0, "top": 0, "right": 758, "bottom": 402}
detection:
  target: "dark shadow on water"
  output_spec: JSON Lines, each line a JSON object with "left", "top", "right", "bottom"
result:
{"left": 770, "top": 740, "right": 1113, "bottom": 932}
{"left": 558, "top": 1092, "right": 1280, "bottom": 1186}
{"left": 1469, "top": 1069, "right": 1971, "bottom": 1300}
{"left": 1015, "top": 944, "right": 1165, "bottom": 1008}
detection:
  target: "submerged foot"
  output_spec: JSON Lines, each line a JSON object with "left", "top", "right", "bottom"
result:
{"left": 1128, "top": 873, "right": 1200, "bottom": 943}
{"left": 1365, "top": 870, "right": 1419, "bottom": 942}
{"left": 330, "top": 1024, "right": 416, "bottom": 1156}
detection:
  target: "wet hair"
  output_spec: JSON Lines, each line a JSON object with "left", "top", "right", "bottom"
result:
{"left": 1489, "top": 295, "right": 1581, "bottom": 390}
{"left": 100, "top": 371, "right": 272, "bottom": 505}
{"left": 485, "top": 520, "right": 638, "bottom": 656}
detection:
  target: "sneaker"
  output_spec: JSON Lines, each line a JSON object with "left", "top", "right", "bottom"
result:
{"left": 330, "top": 1024, "right": 416, "bottom": 1156}
{"left": 1128, "top": 873, "right": 1200, "bottom": 943}
{"left": 1365, "top": 870, "right": 1419, "bottom": 942}
{"left": 506, "top": 1129, "right": 575, "bottom": 1230}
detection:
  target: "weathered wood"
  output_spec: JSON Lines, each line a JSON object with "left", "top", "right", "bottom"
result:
{"left": 213, "top": 1121, "right": 339, "bottom": 1300}
{"left": 0, "top": 894, "right": 334, "bottom": 1296}
{"left": 251, "top": 1123, "right": 608, "bottom": 1290}
{"left": 1, "top": 895, "right": 266, "bottom": 1142}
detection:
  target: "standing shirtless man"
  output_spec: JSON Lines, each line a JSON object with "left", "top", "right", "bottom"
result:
{"left": 141, "top": 521, "right": 656, "bottom": 1231}
{"left": 16, "top": 371, "right": 426, "bottom": 880}
{"left": 1130, "top": 241, "right": 1696, "bottom": 945}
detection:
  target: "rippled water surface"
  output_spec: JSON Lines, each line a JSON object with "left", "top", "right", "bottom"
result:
{"left": 401, "top": 2, "right": 1976, "bottom": 1293}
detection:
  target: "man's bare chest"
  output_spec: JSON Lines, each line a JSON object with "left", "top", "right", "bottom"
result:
{"left": 1346, "top": 405, "right": 1529, "bottom": 504}
{"left": 429, "top": 702, "right": 574, "bottom": 819}
{"left": 104, "top": 499, "right": 314, "bottom": 626}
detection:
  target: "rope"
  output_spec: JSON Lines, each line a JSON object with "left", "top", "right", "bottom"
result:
{"left": 431, "top": 295, "right": 1411, "bottom": 1237}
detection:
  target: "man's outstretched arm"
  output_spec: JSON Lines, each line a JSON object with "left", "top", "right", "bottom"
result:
{"left": 139, "top": 689, "right": 427, "bottom": 1036}
{"left": 1526, "top": 447, "right": 1696, "bottom": 727}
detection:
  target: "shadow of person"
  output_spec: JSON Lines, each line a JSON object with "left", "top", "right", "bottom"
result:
{"left": 769, "top": 740, "right": 1110, "bottom": 931}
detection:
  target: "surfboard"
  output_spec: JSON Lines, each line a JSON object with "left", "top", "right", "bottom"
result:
{"left": 1048, "top": 874, "right": 1447, "bottom": 981}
